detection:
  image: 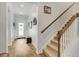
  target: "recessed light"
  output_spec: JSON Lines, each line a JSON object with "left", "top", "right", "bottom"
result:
{"left": 21, "top": 4, "right": 24, "bottom": 7}
{"left": 20, "top": 12, "right": 23, "bottom": 14}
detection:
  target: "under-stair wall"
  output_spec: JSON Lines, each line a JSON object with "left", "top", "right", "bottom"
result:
{"left": 38, "top": 2, "right": 79, "bottom": 53}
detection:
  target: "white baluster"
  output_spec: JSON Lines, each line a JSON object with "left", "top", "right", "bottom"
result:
{"left": 60, "top": 35, "right": 63, "bottom": 54}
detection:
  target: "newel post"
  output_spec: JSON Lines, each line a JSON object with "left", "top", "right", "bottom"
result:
{"left": 57, "top": 31, "right": 62, "bottom": 57}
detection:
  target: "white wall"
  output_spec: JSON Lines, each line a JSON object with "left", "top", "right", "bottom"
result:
{"left": 38, "top": 2, "right": 79, "bottom": 53}
{"left": 0, "top": 2, "right": 8, "bottom": 52}
{"left": 7, "top": 6, "right": 14, "bottom": 45}
{"left": 28, "top": 5, "right": 39, "bottom": 53}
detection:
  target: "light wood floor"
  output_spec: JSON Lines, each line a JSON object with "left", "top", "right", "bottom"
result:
{"left": 0, "top": 39, "right": 46, "bottom": 57}
{"left": 8, "top": 39, "right": 37, "bottom": 57}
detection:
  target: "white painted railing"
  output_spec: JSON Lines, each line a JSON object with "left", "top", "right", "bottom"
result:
{"left": 56, "top": 13, "right": 79, "bottom": 56}
{"left": 60, "top": 20, "right": 75, "bottom": 54}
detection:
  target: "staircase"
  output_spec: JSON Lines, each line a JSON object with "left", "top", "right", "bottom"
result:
{"left": 40, "top": 13, "right": 79, "bottom": 57}
{"left": 43, "top": 37, "right": 58, "bottom": 57}
{"left": 0, "top": 13, "right": 79, "bottom": 57}
{"left": 0, "top": 3, "right": 79, "bottom": 57}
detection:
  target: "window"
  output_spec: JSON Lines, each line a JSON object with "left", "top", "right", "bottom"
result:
{"left": 18, "top": 23, "right": 24, "bottom": 36}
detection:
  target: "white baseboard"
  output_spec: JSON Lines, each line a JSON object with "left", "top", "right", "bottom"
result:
{"left": 36, "top": 49, "right": 43, "bottom": 54}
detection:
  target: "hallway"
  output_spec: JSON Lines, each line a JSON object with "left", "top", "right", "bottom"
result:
{"left": 0, "top": 2, "right": 79, "bottom": 57}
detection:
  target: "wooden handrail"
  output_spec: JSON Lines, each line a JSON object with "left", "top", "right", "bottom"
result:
{"left": 59, "top": 15, "right": 77, "bottom": 35}
{"left": 57, "top": 13, "right": 79, "bottom": 57}
{"left": 41, "top": 3, "right": 75, "bottom": 33}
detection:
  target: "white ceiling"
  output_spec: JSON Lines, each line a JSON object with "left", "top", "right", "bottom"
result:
{"left": 8, "top": 2, "right": 39, "bottom": 15}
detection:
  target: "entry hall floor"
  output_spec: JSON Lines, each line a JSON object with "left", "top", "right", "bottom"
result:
{"left": 0, "top": 39, "right": 45, "bottom": 57}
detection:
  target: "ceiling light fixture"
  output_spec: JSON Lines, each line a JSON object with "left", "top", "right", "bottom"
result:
{"left": 21, "top": 4, "right": 24, "bottom": 7}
